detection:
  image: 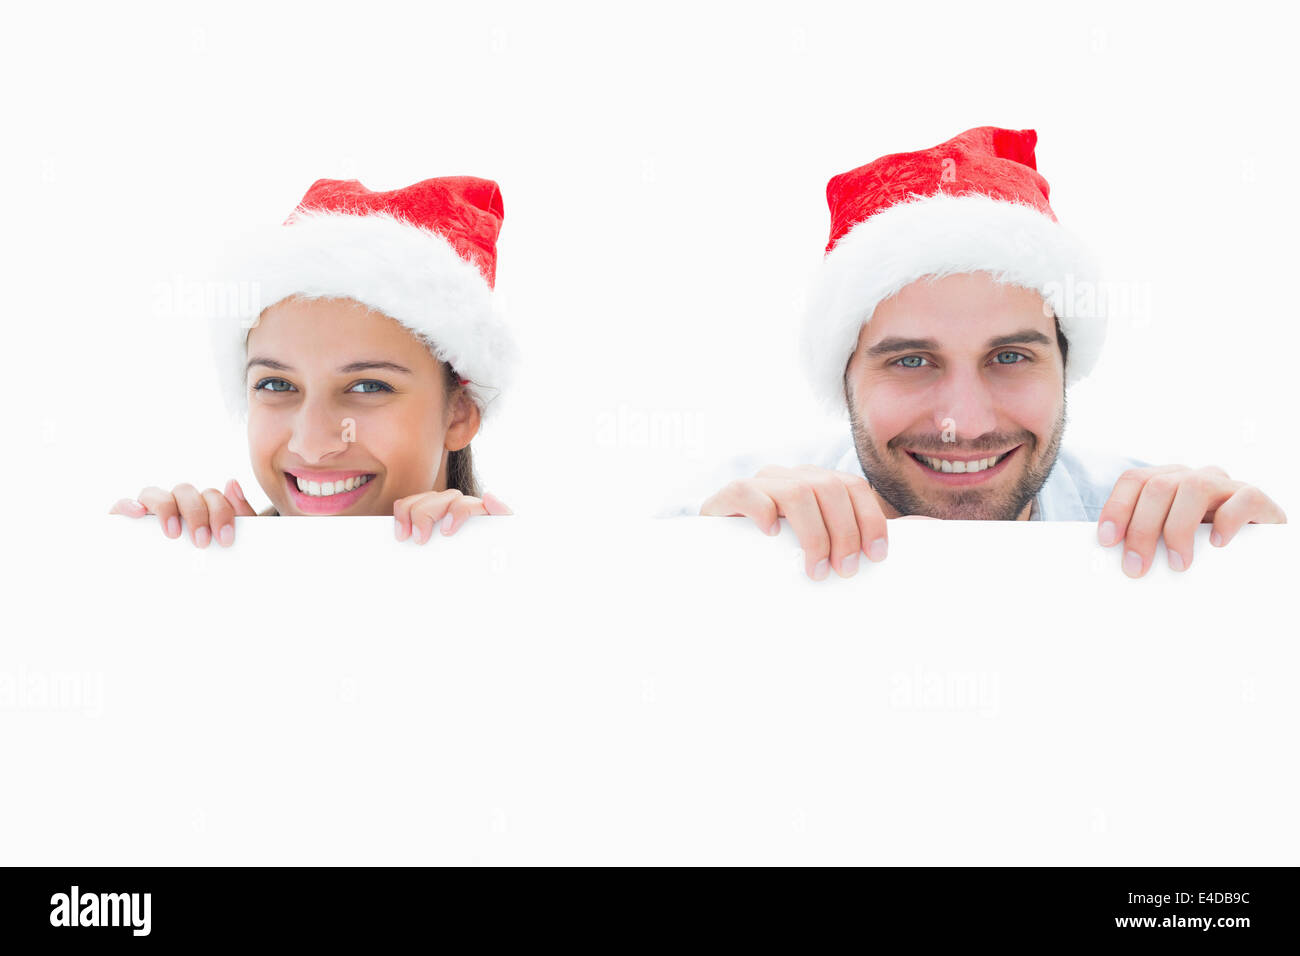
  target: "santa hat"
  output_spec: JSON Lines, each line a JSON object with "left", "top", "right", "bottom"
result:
{"left": 800, "top": 126, "right": 1105, "bottom": 413}
{"left": 210, "top": 175, "right": 516, "bottom": 423}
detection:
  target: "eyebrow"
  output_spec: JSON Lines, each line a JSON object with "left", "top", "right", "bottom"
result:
{"left": 864, "top": 328, "right": 1054, "bottom": 358}
{"left": 245, "top": 358, "right": 415, "bottom": 375}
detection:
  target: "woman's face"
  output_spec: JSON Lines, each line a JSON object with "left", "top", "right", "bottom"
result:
{"left": 244, "top": 296, "right": 480, "bottom": 516}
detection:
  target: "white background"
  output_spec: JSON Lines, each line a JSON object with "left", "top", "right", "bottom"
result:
{"left": 3, "top": 0, "right": 1295, "bottom": 518}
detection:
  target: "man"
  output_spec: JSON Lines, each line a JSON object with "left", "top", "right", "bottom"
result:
{"left": 695, "top": 127, "right": 1285, "bottom": 579}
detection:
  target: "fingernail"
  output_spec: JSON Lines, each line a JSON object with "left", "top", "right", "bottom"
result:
{"left": 1099, "top": 521, "right": 1117, "bottom": 546}
{"left": 812, "top": 559, "right": 829, "bottom": 580}
{"left": 841, "top": 552, "right": 859, "bottom": 576}
{"left": 167, "top": 516, "right": 180, "bottom": 537}
{"left": 441, "top": 513, "right": 455, "bottom": 534}
{"left": 195, "top": 526, "right": 210, "bottom": 548}
{"left": 219, "top": 525, "right": 234, "bottom": 547}
{"left": 231, "top": 482, "right": 246, "bottom": 503}
{"left": 394, "top": 518, "right": 404, "bottom": 541}
{"left": 131, "top": 499, "right": 146, "bottom": 513}
{"left": 766, "top": 521, "right": 780, "bottom": 536}
{"left": 412, "top": 523, "right": 425, "bottom": 544}
{"left": 867, "top": 538, "right": 888, "bottom": 562}
{"left": 1123, "top": 550, "right": 1143, "bottom": 576}
{"left": 1167, "top": 550, "right": 1184, "bottom": 572}
{"left": 1211, "top": 531, "right": 1223, "bottom": 547}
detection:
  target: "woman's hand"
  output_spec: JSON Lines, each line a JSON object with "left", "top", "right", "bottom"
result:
{"left": 393, "top": 490, "right": 512, "bottom": 543}
{"left": 109, "top": 480, "right": 258, "bottom": 547}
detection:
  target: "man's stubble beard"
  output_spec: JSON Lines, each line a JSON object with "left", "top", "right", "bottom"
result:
{"left": 848, "top": 391, "right": 1067, "bottom": 521}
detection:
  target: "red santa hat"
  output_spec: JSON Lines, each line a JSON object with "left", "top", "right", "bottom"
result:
{"left": 211, "top": 175, "right": 516, "bottom": 422}
{"left": 800, "top": 126, "right": 1105, "bottom": 413}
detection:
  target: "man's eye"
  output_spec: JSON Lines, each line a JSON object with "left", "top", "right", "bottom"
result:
{"left": 349, "top": 381, "right": 393, "bottom": 394}
{"left": 995, "top": 351, "right": 1027, "bottom": 365}
{"left": 253, "top": 378, "right": 294, "bottom": 392}
{"left": 896, "top": 355, "right": 929, "bottom": 369}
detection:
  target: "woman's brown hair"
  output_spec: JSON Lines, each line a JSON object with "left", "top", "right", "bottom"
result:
{"left": 442, "top": 361, "right": 479, "bottom": 498}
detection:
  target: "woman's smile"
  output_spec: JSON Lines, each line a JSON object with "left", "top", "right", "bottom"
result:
{"left": 284, "top": 468, "right": 379, "bottom": 514}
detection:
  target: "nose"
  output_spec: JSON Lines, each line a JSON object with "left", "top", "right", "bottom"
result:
{"left": 286, "top": 393, "right": 350, "bottom": 463}
{"left": 932, "top": 364, "right": 999, "bottom": 441}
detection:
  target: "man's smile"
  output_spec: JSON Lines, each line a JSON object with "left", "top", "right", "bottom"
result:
{"left": 904, "top": 444, "right": 1022, "bottom": 484}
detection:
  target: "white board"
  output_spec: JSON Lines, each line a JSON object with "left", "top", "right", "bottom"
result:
{"left": 1, "top": 514, "right": 1293, "bottom": 864}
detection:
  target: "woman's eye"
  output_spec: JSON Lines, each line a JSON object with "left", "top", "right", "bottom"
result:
{"left": 896, "top": 355, "right": 929, "bottom": 369}
{"left": 994, "top": 351, "right": 1027, "bottom": 365}
{"left": 253, "top": 378, "right": 294, "bottom": 392}
{"left": 349, "top": 381, "right": 393, "bottom": 394}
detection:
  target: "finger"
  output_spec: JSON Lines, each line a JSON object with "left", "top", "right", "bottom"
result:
{"left": 224, "top": 479, "right": 259, "bottom": 517}
{"left": 171, "top": 484, "right": 212, "bottom": 548}
{"left": 109, "top": 498, "right": 148, "bottom": 517}
{"left": 481, "top": 491, "right": 513, "bottom": 516}
{"left": 1120, "top": 472, "right": 1180, "bottom": 578}
{"left": 441, "top": 495, "right": 488, "bottom": 536}
{"left": 1210, "top": 485, "right": 1288, "bottom": 547}
{"left": 409, "top": 491, "right": 463, "bottom": 544}
{"left": 393, "top": 495, "right": 415, "bottom": 542}
{"left": 753, "top": 464, "right": 798, "bottom": 481}
{"left": 767, "top": 480, "right": 833, "bottom": 580}
{"left": 790, "top": 467, "right": 862, "bottom": 576}
{"left": 840, "top": 475, "right": 889, "bottom": 565}
{"left": 136, "top": 487, "right": 182, "bottom": 539}
{"left": 202, "top": 488, "right": 238, "bottom": 548}
{"left": 700, "top": 479, "right": 782, "bottom": 536}
{"left": 1161, "top": 471, "right": 1240, "bottom": 571}
{"left": 1096, "top": 465, "right": 1186, "bottom": 548}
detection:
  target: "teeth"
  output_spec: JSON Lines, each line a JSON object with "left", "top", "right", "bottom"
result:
{"left": 294, "top": 474, "right": 372, "bottom": 497}
{"left": 916, "top": 452, "right": 1008, "bottom": 474}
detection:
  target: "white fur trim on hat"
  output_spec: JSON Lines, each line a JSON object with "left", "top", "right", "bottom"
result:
{"left": 800, "top": 191, "right": 1106, "bottom": 414}
{"left": 209, "top": 209, "right": 516, "bottom": 424}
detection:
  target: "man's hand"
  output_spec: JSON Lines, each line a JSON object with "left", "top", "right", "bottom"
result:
{"left": 700, "top": 465, "right": 893, "bottom": 580}
{"left": 1097, "top": 464, "right": 1287, "bottom": 577}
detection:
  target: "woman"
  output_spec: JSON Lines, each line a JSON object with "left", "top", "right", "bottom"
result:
{"left": 110, "top": 175, "right": 517, "bottom": 546}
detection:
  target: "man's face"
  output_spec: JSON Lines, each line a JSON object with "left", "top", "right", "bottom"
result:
{"left": 843, "top": 272, "right": 1067, "bottom": 520}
